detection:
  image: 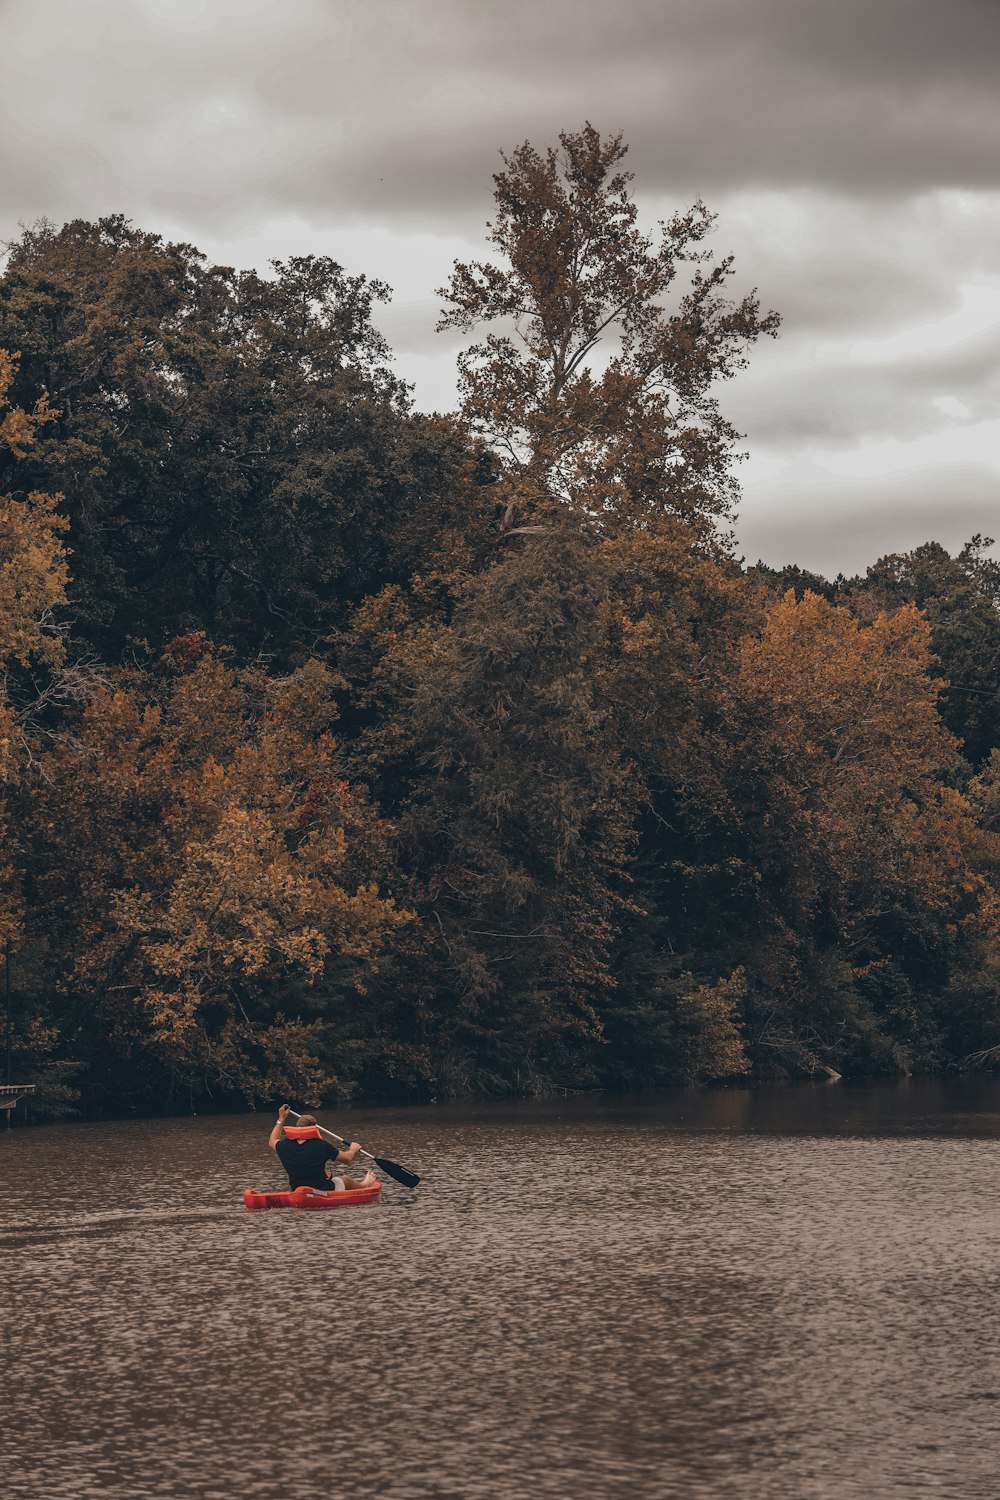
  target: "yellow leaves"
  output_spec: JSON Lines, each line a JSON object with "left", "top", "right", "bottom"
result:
{"left": 0, "top": 348, "right": 58, "bottom": 458}
{"left": 168, "top": 653, "right": 245, "bottom": 765}
{"left": 674, "top": 968, "right": 751, "bottom": 1079}
{"left": 130, "top": 794, "right": 409, "bottom": 1072}
{"left": 266, "top": 657, "right": 343, "bottom": 737}
{"left": 705, "top": 585, "right": 992, "bottom": 956}
{"left": 278, "top": 925, "right": 329, "bottom": 977}
{"left": 734, "top": 589, "right": 955, "bottom": 790}
{"left": 144, "top": 986, "right": 204, "bottom": 1044}
{"left": 617, "top": 609, "right": 659, "bottom": 655}
{"left": 0, "top": 489, "right": 68, "bottom": 671}
{"left": 31, "top": 642, "right": 413, "bottom": 1096}
{"left": 742, "top": 589, "right": 930, "bottom": 704}
{"left": 140, "top": 804, "right": 322, "bottom": 981}
{"left": 0, "top": 351, "right": 69, "bottom": 810}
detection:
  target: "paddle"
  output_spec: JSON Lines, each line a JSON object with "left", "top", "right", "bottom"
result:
{"left": 285, "top": 1109, "right": 420, "bottom": 1188}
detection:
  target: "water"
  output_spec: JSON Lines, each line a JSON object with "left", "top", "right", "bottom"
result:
{"left": 5, "top": 1082, "right": 1000, "bottom": 1499}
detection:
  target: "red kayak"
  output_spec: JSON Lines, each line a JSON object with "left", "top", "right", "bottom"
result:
{"left": 244, "top": 1182, "right": 382, "bottom": 1212}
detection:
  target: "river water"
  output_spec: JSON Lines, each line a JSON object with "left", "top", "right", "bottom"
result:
{"left": 5, "top": 1081, "right": 1000, "bottom": 1499}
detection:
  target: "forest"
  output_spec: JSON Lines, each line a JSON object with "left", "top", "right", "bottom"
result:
{"left": 4, "top": 125, "right": 1000, "bottom": 1118}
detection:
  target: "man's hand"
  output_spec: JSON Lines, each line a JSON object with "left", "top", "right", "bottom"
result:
{"left": 277, "top": 1104, "right": 291, "bottom": 1124}
{"left": 340, "top": 1140, "right": 362, "bottom": 1162}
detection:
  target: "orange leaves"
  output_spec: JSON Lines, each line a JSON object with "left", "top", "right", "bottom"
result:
{"left": 730, "top": 589, "right": 956, "bottom": 798}
{"left": 741, "top": 592, "right": 944, "bottom": 737}
{"left": 28, "top": 643, "right": 412, "bottom": 1099}
{"left": 0, "top": 352, "right": 68, "bottom": 679}
{"left": 673, "top": 969, "right": 751, "bottom": 1080}
{"left": 0, "top": 489, "right": 67, "bottom": 672}
{"left": 0, "top": 348, "right": 57, "bottom": 456}
{"left": 0, "top": 350, "right": 70, "bottom": 949}
{"left": 707, "top": 587, "right": 989, "bottom": 958}
{"left": 137, "top": 804, "right": 336, "bottom": 1036}
{"left": 158, "top": 632, "right": 211, "bottom": 675}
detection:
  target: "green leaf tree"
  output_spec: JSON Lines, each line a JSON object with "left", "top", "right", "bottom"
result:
{"left": 0, "top": 217, "right": 464, "bottom": 660}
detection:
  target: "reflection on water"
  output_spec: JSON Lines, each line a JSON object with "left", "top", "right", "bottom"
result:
{"left": 5, "top": 1081, "right": 1000, "bottom": 1498}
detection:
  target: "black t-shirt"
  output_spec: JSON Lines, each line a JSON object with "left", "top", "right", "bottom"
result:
{"left": 275, "top": 1137, "right": 341, "bottom": 1191}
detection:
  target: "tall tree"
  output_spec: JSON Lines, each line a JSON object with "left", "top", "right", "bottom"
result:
{"left": 438, "top": 123, "right": 779, "bottom": 542}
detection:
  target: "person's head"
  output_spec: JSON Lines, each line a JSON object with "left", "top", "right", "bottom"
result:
{"left": 297, "top": 1114, "right": 317, "bottom": 1127}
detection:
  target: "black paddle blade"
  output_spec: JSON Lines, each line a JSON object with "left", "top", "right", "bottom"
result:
{"left": 374, "top": 1156, "right": 420, "bottom": 1188}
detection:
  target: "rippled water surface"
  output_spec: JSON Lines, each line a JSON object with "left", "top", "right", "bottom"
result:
{"left": 6, "top": 1082, "right": 1000, "bottom": 1498}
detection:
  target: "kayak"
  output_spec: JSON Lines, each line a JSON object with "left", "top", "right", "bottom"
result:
{"left": 245, "top": 1183, "right": 382, "bottom": 1212}
{"left": 244, "top": 1183, "right": 382, "bottom": 1212}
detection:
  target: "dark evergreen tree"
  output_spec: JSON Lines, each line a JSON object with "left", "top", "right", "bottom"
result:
{"left": 858, "top": 537, "right": 1000, "bottom": 768}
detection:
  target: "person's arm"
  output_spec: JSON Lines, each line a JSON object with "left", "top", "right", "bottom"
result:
{"left": 335, "top": 1141, "right": 361, "bottom": 1164}
{"left": 269, "top": 1103, "right": 291, "bottom": 1151}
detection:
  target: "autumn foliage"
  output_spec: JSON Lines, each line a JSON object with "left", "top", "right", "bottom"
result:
{"left": 4, "top": 126, "right": 1000, "bottom": 1117}
{"left": 21, "top": 651, "right": 411, "bottom": 1107}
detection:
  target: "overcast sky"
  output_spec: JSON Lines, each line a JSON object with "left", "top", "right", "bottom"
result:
{"left": 3, "top": 0, "right": 999, "bottom": 576}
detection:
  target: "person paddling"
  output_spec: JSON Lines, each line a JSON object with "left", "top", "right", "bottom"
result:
{"left": 269, "top": 1104, "right": 377, "bottom": 1193}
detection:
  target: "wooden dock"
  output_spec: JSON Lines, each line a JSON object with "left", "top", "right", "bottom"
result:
{"left": 2, "top": 1083, "right": 35, "bottom": 1123}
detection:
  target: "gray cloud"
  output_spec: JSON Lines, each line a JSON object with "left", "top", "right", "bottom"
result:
{"left": 713, "top": 191, "right": 1000, "bottom": 335}
{"left": 3, "top": 0, "right": 1000, "bottom": 243}
{"left": 703, "top": 190, "right": 1000, "bottom": 452}
{"left": 727, "top": 333, "right": 1000, "bottom": 449}
{"left": 737, "top": 461, "right": 1000, "bottom": 578}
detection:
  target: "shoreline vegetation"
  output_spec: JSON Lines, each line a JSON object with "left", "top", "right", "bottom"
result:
{"left": 4, "top": 125, "right": 1000, "bottom": 1124}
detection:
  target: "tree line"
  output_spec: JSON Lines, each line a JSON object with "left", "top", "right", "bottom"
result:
{"left": 4, "top": 125, "right": 1000, "bottom": 1118}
